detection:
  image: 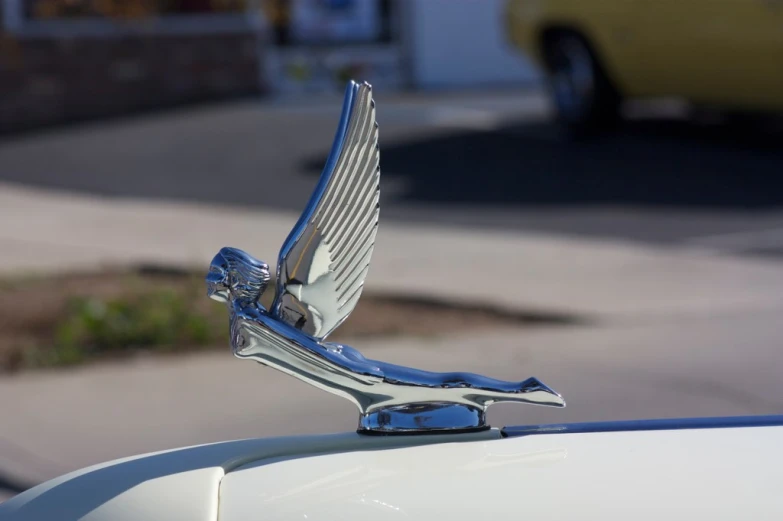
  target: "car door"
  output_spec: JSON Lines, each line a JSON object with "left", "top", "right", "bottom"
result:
{"left": 632, "top": 0, "right": 783, "bottom": 110}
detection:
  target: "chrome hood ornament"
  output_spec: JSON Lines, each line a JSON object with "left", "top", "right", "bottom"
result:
{"left": 207, "top": 80, "right": 565, "bottom": 434}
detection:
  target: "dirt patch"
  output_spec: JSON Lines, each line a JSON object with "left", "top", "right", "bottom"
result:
{"left": 0, "top": 266, "right": 579, "bottom": 373}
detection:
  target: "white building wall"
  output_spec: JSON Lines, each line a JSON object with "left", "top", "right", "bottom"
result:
{"left": 407, "top": 0, "right": 539, "bottom": 89}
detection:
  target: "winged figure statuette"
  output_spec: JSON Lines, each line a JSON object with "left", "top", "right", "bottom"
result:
{"left": 206, "top": 81, "right": 565, "bottom": 434}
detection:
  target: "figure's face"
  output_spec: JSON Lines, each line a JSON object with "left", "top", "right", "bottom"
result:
{"left": 207, "top": 247, "right": 269, "bottom": 304}
{"left": 206, "top": 253, "right": 230, "bottom": 303}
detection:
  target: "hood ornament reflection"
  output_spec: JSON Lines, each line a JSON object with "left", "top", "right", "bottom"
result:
{"left": 207, "top": 80, "right": 565, "bottom": 434}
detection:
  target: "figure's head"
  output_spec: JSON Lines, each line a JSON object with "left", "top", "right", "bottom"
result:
{"left": 206, "top": 247, "right": 270, "bottom": 304}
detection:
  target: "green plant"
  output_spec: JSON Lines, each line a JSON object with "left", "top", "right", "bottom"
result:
{"left": 40, "top": 289, "right": 228, "bottom": 366}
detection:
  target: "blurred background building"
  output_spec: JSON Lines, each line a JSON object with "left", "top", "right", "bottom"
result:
{"left": 0, "top": 0, "right": 537, "bottom": 132}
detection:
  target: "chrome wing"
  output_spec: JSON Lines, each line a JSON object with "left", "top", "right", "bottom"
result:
{"left": 271, "top": 81, "right": 380, "bottom": 341}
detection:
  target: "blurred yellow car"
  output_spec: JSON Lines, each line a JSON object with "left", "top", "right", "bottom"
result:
{"left": 504, "top": 0, "right": 783, "bottom": 132}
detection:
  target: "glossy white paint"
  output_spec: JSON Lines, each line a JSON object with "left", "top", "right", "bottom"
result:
{"left": 4, "top": 426, "right": 782, "bottom": 520}
{"left": 0, "top": 430, "right": 498, "bottom": 520}
{"left": 220, "top": 426, "right": 783, "bottom": 520}
{"left": 0, "top": 446, "right": 223, "bottom": 521}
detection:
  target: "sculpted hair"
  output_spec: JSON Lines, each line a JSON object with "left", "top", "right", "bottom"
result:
{"left": 219, "top": 247, "right": 271, "bottom": 300}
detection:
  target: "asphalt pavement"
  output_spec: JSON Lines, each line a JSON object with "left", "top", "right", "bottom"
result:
{"left": 1, "top": 88, "right": 783, "bottom": 257}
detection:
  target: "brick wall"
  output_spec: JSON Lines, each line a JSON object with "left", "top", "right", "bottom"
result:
{"left": 0, "top": 30, "right": 265, "bottom": 133}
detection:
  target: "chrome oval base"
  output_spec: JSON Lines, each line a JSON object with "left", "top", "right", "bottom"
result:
{"left": 358, "top": 403, "right": 489, "bottom": 435}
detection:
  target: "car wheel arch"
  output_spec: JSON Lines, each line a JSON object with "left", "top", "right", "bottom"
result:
{"left": 537, "top": 25, "right": 622, "bottom": 97}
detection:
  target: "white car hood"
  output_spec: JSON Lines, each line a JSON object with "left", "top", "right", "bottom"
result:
{"left": 0, "top": 430, "right": 496, "bottom": 521}
{"left": 2, "top": 425, "right": 782, "bottom": 520}
{"left": 220, "top": 426, "right": 783, "bottom": 520}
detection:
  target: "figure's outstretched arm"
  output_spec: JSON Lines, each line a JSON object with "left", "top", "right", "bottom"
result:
{"left": 371, "top": 359, "right": 565, "bottom": 407}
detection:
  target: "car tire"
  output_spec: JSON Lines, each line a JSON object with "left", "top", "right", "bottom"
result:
{"left": 542, "top": 32, "right": 621, "bottom": 136}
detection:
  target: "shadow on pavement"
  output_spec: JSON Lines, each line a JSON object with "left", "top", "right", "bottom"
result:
{"left": 305, "top": 117, "right": 783, "bottom": 209}
{"left": 2, "top": 113, "right": 782, "bottom": 214}
{"left": 0, "top": 470, "right": 32, "bottom": 497}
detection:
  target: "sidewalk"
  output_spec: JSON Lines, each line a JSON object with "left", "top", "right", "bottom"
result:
{"left": 2, "top": 181, "right": 783, "bottom": 322}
